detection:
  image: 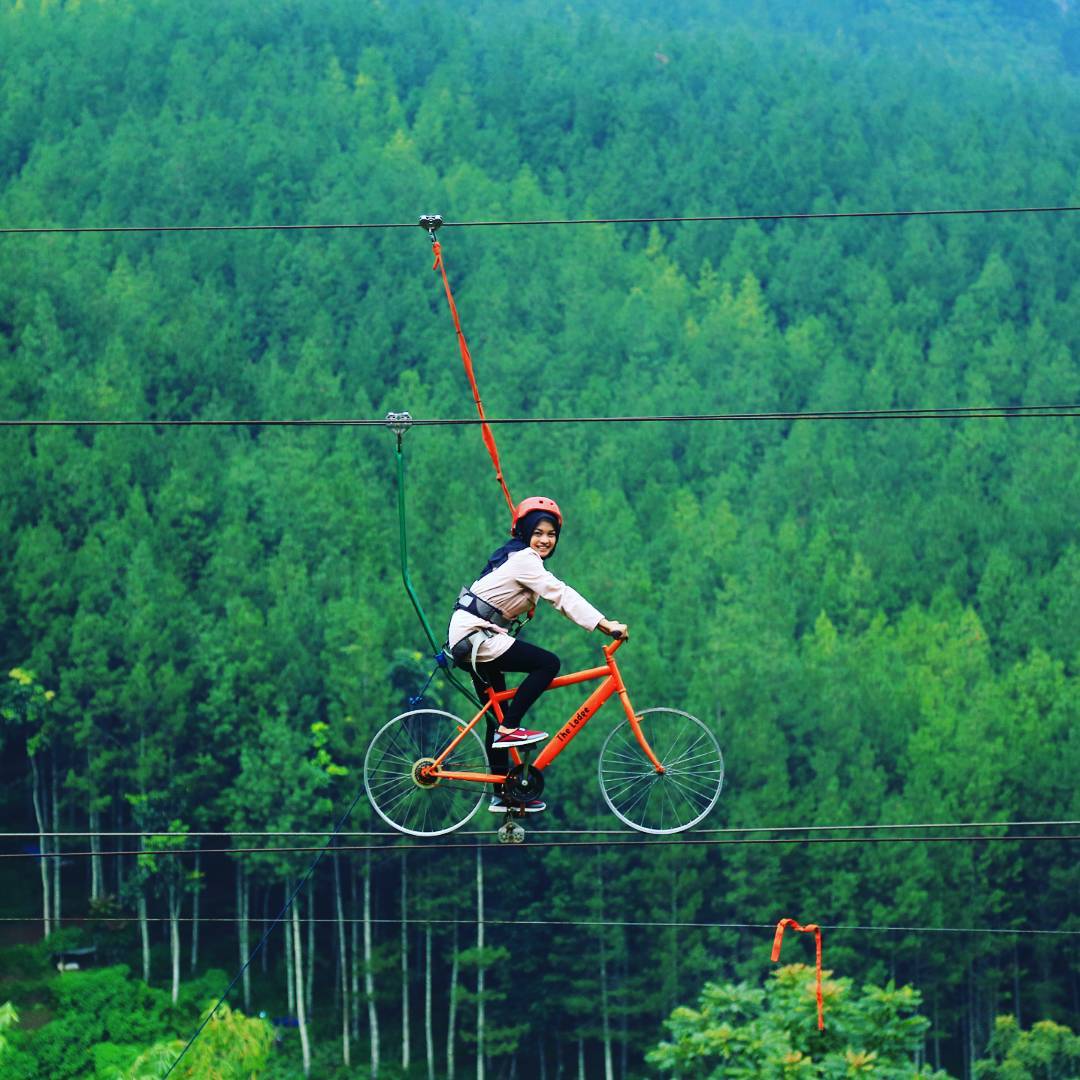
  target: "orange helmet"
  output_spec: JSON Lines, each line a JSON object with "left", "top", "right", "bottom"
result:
{"left": 512, "top": 496, "right": 563, "bottom": 532}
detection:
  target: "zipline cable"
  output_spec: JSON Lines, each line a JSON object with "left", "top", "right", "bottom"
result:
{"left": 5, "top": 914, "right": 1076, "bottom": 936}
{"left": 6, "top": 204, "right": 1080, "bottom": 235}
{"left": 3, "top": 403, "right": 1079, "bottom": 428}
{"left": 6, "top": 818, "right": 1078, "bottom": 838}
{"left": 6, "top": 833, "right": 1078, "bottom": 860}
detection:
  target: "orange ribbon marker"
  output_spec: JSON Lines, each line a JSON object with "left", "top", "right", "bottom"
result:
{"left": 771, "top": 917, "right": 825, "bottom": 1030}
{"left": 428, "top": 233, "right": 516, "bottom": 526}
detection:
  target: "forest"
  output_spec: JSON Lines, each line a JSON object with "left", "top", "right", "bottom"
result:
{"left": 1, "top": 0, "right": 1079, "bottom": 1077}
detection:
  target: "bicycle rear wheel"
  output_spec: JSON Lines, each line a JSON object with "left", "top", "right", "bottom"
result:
{"left": 364, "top": 709, "right": 488, "bottom": 837}
{"left": 598, "top": 708, "right": 723, "bottom": 834}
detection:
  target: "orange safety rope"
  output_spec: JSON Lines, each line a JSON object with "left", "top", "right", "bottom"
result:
{"left": 430, "top": 239, "right": 516, "bottom": 523}
{"left": 771, "top": 917, "right": 825, "bottom": 1030}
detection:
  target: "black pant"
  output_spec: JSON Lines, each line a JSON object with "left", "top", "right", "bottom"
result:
{"left": 468, "top": 639, "right": 560, "bottom": 792}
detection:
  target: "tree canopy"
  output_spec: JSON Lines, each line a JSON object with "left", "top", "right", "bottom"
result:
{"left": 1, "top": 0, "right": 1079, "bottom": 1076}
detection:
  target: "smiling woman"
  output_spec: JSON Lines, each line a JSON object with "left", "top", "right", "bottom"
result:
{"left": 446, "top": 495, "right": 628, "bottom": 813}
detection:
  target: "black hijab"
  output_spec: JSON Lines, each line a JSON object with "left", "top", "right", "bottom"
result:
{"left": 477, "top": 510, "right": 561, "bottom": 579}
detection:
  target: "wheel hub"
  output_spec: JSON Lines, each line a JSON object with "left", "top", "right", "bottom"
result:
{"left": 411, "top": 757, "right": 439, "bottom": 788}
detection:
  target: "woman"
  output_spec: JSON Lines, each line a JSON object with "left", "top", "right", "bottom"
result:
{"left": 447, "top": 496, "right": 628, "bottom": 813}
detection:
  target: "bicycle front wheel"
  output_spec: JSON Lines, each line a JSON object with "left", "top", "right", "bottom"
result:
{"left": 598, "top": 708, "right": 723, "bottom": 834}
{"left": 364, "top": 709, "right": 488, "bottom": 837}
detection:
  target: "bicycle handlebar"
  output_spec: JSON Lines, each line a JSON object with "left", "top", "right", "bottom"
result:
{"left": 603, "top": 634, "right": 626, "bottom": 658}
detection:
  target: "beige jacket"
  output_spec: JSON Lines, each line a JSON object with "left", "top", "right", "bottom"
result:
{"left": 447, "top": 547, "right": 605, "bottom": 662}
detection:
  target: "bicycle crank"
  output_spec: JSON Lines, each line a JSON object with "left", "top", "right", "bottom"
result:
{"left": 503, "top": 761, "right": 545, "bottom": 803}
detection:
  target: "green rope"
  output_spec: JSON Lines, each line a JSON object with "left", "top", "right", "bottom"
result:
{"left": 392, "top": 419, "right": 480, "bottom": 708}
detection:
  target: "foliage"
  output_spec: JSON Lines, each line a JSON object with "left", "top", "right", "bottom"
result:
{"left": 0, "top": 668, "right": 54, "bottom": 755}
{"left": 649, "top": 963, "right": 952, "bottom": 1078}
{"left": 455, "top": 943, "right": 530, "bottom": 1062}
{"left": 0, "top": 940, "right": 54, "bottom": 981}
{"left": 116, "top": 1003, "right": 273, "bottom": 1080}
{"left": 1, "top": 0, "right": 1079, "bottom": 1076}
{"left": 0, "top": 1003, "right": 17, "bottom": 1057}
{"left": 0, "top": 968, "right": 270, "bottom": 1080}
{"left": 0, "top": 967, "right": 174, "bottom": 1080}
{"left": 49, "top": 966, "right": 175, "bottom": 1045}
{"left": 973, "top": 1015, "right": 1080, "bottom": 1080}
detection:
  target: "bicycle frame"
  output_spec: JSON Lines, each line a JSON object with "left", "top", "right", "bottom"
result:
{"left": 425, "top": 637, "right": 664, "bottom": 784}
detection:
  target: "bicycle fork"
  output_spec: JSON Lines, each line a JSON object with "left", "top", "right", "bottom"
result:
{"left": 611, "top": 658, "right": 665, "bottom": 775}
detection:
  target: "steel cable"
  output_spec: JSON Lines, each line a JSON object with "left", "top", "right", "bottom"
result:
{"left": 2, "top": 403, "right": 1078, "bottom": 429}
{"left": 5, "top": 833, "right": 1078, "bottom": 860}
{"left": 5, "top": 204, "right": 1080, "bottom": 235}
{"left": 3, "top": 818, "right": 1077, "bottom": 840}
{"left": 4, "top": 914, "right": 1076, "bottom": 936}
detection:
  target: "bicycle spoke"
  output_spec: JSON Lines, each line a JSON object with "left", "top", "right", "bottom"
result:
{"left": 659, "top": 735, "right": 712, "bottom": 768}
{"left": 400, "top": 721, "right": 429, "bottom": 758}
{"left": 368, "top": 753, "right": 418, "bottom": 775}
{"left": 604, "top": 746, "right": 647, "bottom": 765}
{"left": 618, "top": 776, "right": 659, "bottom": 819}
{"left": 372, "top": 742, "right": 420, "bottom": 763}
{"left": 606, "top": 769, "right": 645, "bottom": 786}
{"left": 380, "top": 784, "right": 424, "bottom": 816}
{"left": 662, "top": 746, "right": 719, "bottom": 774}
{"left": 637, "top": 779, "right": 661, "bottom": 825}
{"left": 661, "top": 780, "right": 685, "bottom": 830}
{"left": 602, "top": 775, "right": 649, "bottom": 803}
{"left": 662, "top": 770, "right": 720, "bottom": 803}
{"left": 366, "top": 776, "right": 414, "bottom": 799}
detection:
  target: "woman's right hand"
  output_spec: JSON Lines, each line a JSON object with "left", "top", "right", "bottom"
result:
{"left": 598, "top": 619, "right": 629, "bottom": 640}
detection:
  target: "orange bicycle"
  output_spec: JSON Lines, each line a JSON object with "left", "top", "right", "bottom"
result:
{"left": 364, "top": 637, "right": 724, "bottom": 838}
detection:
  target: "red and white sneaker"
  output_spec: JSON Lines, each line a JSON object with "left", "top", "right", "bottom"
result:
{"left": 491, "top": 727, "right": 548, "bottom": 749}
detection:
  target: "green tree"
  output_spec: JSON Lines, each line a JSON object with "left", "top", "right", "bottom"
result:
{"left": 0, "top": 1002, "right": 17, "bottom": 1058}
{"left": 973, "top": 1015, "right": 1080, "bottom": 1080}
{"left": 119, "top": 1002, "right": 273, "bottom": 1080}
{"left": 649, "top": 964, "right": 952, "bottom": 1078}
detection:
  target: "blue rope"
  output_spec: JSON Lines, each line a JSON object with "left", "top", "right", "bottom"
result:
{"left": 408, "top": 651, "right": 451, "bottom": 707}
{"left": 162, "top": 784, "right": 368, "bottom": 1077}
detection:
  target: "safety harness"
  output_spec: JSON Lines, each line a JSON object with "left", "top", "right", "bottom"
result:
{"left": 449, "top": 587, "right": 521, "bottom": 680}
{"left": 455, "top": 587, "right": 513, "bottom": 628}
